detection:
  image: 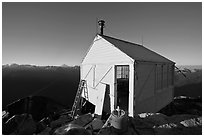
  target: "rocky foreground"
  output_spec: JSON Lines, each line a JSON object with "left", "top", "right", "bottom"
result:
{"left": 2, "top": 96, "right": 202, "bottom": 135}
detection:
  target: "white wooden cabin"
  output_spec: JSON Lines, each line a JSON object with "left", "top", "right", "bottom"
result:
{"left": 80, "top": 34, "right": 175, "bottom": 117}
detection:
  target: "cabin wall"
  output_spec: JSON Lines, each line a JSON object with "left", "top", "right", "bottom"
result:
{"left": 155, "top": 86, "right": 173, "bottom": 111}
{"left": 81, "top": 35, "right": 134, "bottom": 116}
{"left": 133, "top": 63, "right": 174, "bottom": 115}
{"left": 94, "top": 64, "right": 115, "bottom": 113}
{"left": 81, "top": 64, "right": 114, "bottom": 115}
{"left": 82, "top": 35, "right": 133, "bottom": 65}
{"left": 133, "top": 63, "right": 156, "bottom": 114}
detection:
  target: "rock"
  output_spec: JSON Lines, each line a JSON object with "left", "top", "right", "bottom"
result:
{"left": 50, "top": 115, "right": 72, "bottom": 128}
{"left": 36, "top": 119, "right": 49, "bottom": 134}
{"left": 37, "top": 127, "right": 52, "bottom": 135}
{"left": 85, "top": 118, "right": 104, "bottom": 131}
{"left": 128, "top": 116, "right": 155, "bottom": 135}
{"left": 2, "top": 111, "right": 9, "bottom": 122}
{"left": 54, "top": 123, "right": 91, "bottom": 135}
{"left": 129, "top": 116, "right": 151, "bottom": 128}
{"left": 39, "top": 117, "right": 52, "bottom": 126}
{"left": 70, "top": 113, "right": 94, "bottom": 127}
{"left": 153, "top": 123, "right": 180, "bottom": 135}
{"left": 158, "top": 96, "right": 202, "bottom": 116}
{"left": 124, "top": 126, "right": 139, "bottom": 135}
{"left": 98, "top": 126, "right": 120, "bottom": 135}
{"left": 90, "top": 118, "right": 104, "bottom": 130}
{"left": 180, "top": 117, "right": 202, "bottom": 127}
{"left": 154, "top": 124, "right": 202, "bottom": 135}
{"left": 6, "top": 96, "right": 65, "bottom": 122}
{"left": 153, "top": 115, "right": 202, "bottom": 135}
{"left": 3, "top": 114, "right": 37, "bottom": 135}
{"left": 156, "top": 123, "right": 178, "bottom": 129}
{"left": 140, "top": 113, "right": 169, "bottom": 127}
{"left": 3, "top": 115, "right": 18, "bottom": 134}
{"left": 98, "top": 123, "right": 139, "bottom": 135}
{"left": 15, "top": 114, "right": 37, "bottom": 135}
{"left": 138, "top": 112, "right": 160, "bottom": 118}
{"left": 168, "top": 114, "right": 199, "bottom": 124}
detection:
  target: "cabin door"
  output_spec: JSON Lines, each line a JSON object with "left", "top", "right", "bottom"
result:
{"left": 115, "top": 65, "right": 129, "bottom": 111}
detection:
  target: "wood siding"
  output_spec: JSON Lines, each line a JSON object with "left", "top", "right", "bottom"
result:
{"left": 82, "top": 35, "right": 134, "bottom": 65}
{"left": 134, "top": 63, "right": 174, "bottom": 115}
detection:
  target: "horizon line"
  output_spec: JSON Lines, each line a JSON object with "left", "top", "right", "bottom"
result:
{"left": 2, "top": 63, "right": 202, "bottom": 67}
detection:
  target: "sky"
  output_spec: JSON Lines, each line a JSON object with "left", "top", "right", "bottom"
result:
{"left": 2, "top": 2, "right": 202, "bottom": 66}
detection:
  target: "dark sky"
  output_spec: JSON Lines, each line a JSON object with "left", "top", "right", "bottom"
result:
{"left": 2, "top": 2, "right": 202, "bottom": 66}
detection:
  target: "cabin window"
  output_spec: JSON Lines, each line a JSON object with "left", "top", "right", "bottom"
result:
{"left": 116, "top": 65, "right": 129, "bottom": 79}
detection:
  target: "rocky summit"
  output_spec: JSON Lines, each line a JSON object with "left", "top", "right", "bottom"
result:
{"left": 2, "top": 96, "right": 202, "bottom": 135}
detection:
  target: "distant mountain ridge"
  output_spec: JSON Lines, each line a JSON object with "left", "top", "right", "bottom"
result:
{"left": 3, "top": 64, "right": 202, "bottom": 70}
{"left": 176, "top": 65, "right": 202, "bottom": 71}
{"left": 3, "top": 63, "right": 79, "bottom": 68}
{"left": 2, "top": 63, "right": 80, "bottom": 109}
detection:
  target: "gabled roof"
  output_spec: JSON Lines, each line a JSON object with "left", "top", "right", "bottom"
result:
{"left": 100, "top": 34, "right": 175, "bottom": 64}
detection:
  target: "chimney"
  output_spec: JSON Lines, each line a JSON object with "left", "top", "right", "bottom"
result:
{"left": 98, "top": 20, "right": 105, "bottom": 35}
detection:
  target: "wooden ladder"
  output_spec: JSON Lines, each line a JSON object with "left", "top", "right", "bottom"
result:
{"left": 71, "top": 80, "right": 89, "bottom": 119}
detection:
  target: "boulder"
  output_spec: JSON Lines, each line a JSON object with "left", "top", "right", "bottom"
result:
{"left": 85, "top": 118, "right": 104, "bottom": 131}
{"left": 37, "top": 127, "right": 52, "bottom": 135}
{"left": 3, "top": 115, "right": 18, "bottom": 134}
{"left": 128, "top": 116, "right": 155, "bottom": 135}
{"left": 140, "top": 113, "right": 169, "bottom": 127}
{"left": 50, "top": 115, "right": 72, "bottom": 128}
{"left": 124, "top": 126, "right": 139, "bottom": 135}
{"left": 15, "top": 114, "right": 37, "bottom": 135}
{"left": 2, "top": 111, "right": 10, "bottom": 123}
{"left": 6, "top": 96, "right": 65, "bottom": 122}
{"left": 168, "top": 114, "right": 199, "bottom": 124}
{"left": 153, "top": 115, "right": 202, "bottom": 135}
{"left": 153, "top": 124, "right": 202, "bottom": 135}
{"left": 98, "top": 126, "right": 120, "bottom": 135}
{"left": 3, "top": 114, "right": 37, "bottom": 135}
{"left": 36, "top": 121, "right": 48, "bottom": 133}
{"left": 180, "top": 117, "right": 202, "bottom": 127}
{"left": 158, "top": 96, "right": 202, "bottom": 116}
{"left": 98, "top": 120, "right": 141, "bottom": 135}
{"left": 54, "top": 123, "right": 91, "bottom": 135}
{"left": 138, "top": 113, "right": 160, "bottom": 118}
{"left": 70, "top": 113, "right": 94, "bottom": 127}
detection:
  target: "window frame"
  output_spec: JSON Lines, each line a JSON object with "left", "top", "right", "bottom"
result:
{"left": 116, "top": 65, "right": 129, "bottom": 79}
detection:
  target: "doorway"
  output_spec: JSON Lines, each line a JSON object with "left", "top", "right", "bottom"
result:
{"left": 115, "top": 65, "right": 129, "bottom": 111}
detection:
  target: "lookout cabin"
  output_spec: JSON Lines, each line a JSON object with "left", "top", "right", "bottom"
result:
{"left": 79, "top": 20, "right": 175, "bottom": 118}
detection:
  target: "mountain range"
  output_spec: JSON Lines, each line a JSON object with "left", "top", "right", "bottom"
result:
{"left": 2, "top": 64, "right": 202, "bottom": 109}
